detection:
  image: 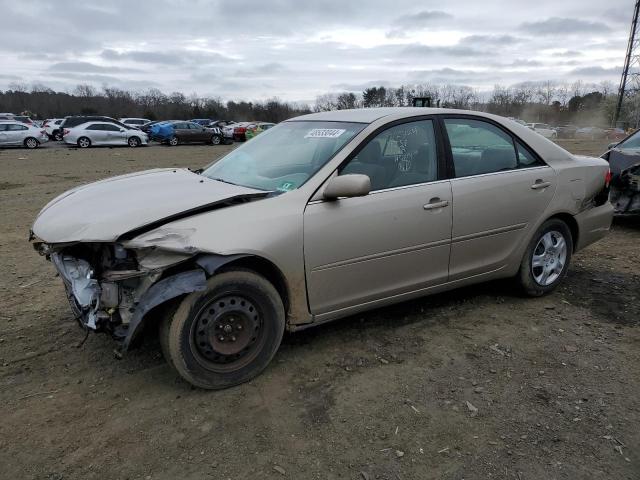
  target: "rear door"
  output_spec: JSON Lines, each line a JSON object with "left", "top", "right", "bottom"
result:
{"left": 0, "top": 124, "right": 8, "bottom": 144}
{"left": 173, "top": 122, "right": 191, "bottom": 142}
{"left": 304, "top": 118, "right": 453, "bottom": 315}
{"left": 84, "top": 124, "right": 106, "bottom": 144}
{"left": 442, "top": 116, "right": 557, "bottom": 280}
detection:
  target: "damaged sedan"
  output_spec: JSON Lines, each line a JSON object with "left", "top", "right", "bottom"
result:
{"left": 602, "top": 129, "right": 640, "bottom": 214}
{"left": 31, "top": 108, "right": 613, "bottom": 389}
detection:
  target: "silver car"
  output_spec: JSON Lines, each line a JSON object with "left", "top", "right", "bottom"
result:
{"left": 63, "top": 121, "right": 148, "bottom": 148}
{"left": 0, "top": 120, "right": 48, "bottom": 148}
{"left": 31, "top": 108, "right": 613, "bottom": 389}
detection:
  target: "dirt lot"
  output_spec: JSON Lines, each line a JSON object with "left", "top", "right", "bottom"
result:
{"left": 1, "top": 139, "right": 638, "bottom": 480}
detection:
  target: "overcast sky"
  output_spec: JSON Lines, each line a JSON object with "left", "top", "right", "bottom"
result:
{"left": 0, "top": 0, "right": 633, "bottom": 103}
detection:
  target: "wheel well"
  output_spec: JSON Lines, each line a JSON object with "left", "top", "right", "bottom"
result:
{"left": 548, "top": 213, "right": 579, "bottom": 250}
{"left": 220, "top": 256, "right": 290, "bottom": 312}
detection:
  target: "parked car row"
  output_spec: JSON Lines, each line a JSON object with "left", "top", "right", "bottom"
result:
{"left": 0, "top": 120, "right": 48, "bottom": 148}
{"left": 519, "top": 121, "right": 632, "bottom": 142}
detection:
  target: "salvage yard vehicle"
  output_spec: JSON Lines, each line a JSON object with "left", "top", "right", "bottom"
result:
{"left": 602, "top": 129, "right": 640, "bottom": 214}
{"left": 0, "top": 120, "right": 48, "bottom": 148}
{"left": 526, "top": 122, "right": 557, "bottom": 139}
{"left": 60, "top": 116, "right": 130, "bottom": 138}
{"left": 245, "top": 122, "right": 275, "bottom": 140}
{"left": 43, "top": 118, "right": 65, "bottom": 141}
{"left": 119, "top": 118, "right": 151, "bottom": 128}
{"left": 63, "top": 121, "right": 148, "bottom": 148}
{"left": 151, "top": 120, "right": 223, "bottom": 146}
{"left": 30, "top": 107, "right": 613, "bottom": 389}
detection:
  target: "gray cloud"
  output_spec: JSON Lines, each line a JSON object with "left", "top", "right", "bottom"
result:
{"left": 48, "top": 61, "right": 141, "bottom": 73}
{"left": 520, "top": 17, "right": 611, "bottom": 35}
{"left": 0, "top": 0, "right": 631, "bottom": 101}
{"left": 569, "top": 66, "right": 621, "bottom": 76}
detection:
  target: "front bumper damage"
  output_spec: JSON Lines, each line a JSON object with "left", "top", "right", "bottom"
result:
{"left": 34, "top": 240, "right": 224, "bottom": 350}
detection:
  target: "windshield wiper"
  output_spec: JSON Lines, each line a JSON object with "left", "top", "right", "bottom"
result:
{"left": 210, "top": 177, "right": 241, "bottom": 186}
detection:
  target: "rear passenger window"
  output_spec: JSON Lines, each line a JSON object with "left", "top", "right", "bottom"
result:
{"left": 516, "top": 142, "right": 544, "bottom": 167}
{"left": 339, "top": 120, "right": 438, "bottom": 191}
{"left": 445, "top": 119, "right": 517, "bottom": 177}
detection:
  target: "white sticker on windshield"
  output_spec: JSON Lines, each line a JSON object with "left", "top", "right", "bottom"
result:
{"left": 305, "top": 128, "right": 346, "bottom": 139}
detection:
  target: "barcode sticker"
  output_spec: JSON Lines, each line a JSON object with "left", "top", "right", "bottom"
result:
{"left": 305, "top": 128, "right": 346, "bottom": 139}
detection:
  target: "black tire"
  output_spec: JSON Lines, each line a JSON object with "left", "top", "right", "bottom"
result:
{"left": 168, "top": 136, "right": 179, "bottom": 146}
{"left": 211, "top": 134, "right": 222, "bottom": 145}
{"left": 54, "top": 131, "right": 63, "bottom": 141}
{"left": 162, "top": 270, "right": 285, "bottom": 389}
{"left": 77, "top": 137, "right": 91, "bottom": 148}
{"left": 518, "top": 219, "right": 573, "bottom": 296}
{"left": 24, "top": 137, "right": 39, "bottom": 149}
{"left": 128, "top": 136, "right": 141, "bottom": 147}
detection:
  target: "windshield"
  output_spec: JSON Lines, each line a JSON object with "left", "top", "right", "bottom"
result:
{"left": 616, "top": 130, "right": 640, "bottom": 150}
{"left": 202, "top": 121, "right": 365, "bottom": 191}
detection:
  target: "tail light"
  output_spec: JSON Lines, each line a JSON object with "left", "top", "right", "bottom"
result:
{"left": 605, "top": 168, "right": 612, "bottom": 188}
{"left": 235, "top": 127, "right": 246, "bottom": 134}
{"left": 63, "top": 129, "right": 70, "bottom": 136}
{"left": 41, "top": 129, "right": 46, "bottom": 135}
{"left": 43, "top": 121, "right": 49, "bottom": 126}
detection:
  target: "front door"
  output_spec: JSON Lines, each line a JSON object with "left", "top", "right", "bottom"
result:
{"left": 442, "top": 117, "right": 557, "bottom": 280}
{"left": 304, "top": 119, "right": 452, "bottom": 316}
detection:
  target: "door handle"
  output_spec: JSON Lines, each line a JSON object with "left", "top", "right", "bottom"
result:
{"left": 531, "top": 180, "right": 551, "bottom": 190}
{"left": 423, "top": 198, "right": 449, "bottom": 210}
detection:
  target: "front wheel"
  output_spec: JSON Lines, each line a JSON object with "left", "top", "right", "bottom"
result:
{"left": 54, "top": 132, "right": 63, "bottom": 141}
{"left": 211, "top": 134, "right": 222, "bottom": 145}
{"left": 160, "top": 270, "right": 285, "bottom": 389}
{"left": 128, "top": 136, "right": 141, "bottom": 147}
{"left": 518, "top": 219, "right": 573, "bottom": 296}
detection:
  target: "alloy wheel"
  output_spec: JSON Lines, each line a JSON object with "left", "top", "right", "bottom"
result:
{"left": 531, "top": 230, "right": 567, "bottom": 286}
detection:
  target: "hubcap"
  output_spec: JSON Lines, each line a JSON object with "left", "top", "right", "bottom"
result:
{"left": 193, "top": 295, "right": 262, "bottom": 366}
{"left": 27, "top": 139, "right": 36, "bottom": 148}
{"left": 79, "top": 139, "right": 89, "bottom": 147}
{"left": 531, "top": 230, "right": 567, "bottom": 286}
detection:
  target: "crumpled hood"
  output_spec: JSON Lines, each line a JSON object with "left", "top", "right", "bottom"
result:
{"left": 32, "top": 168, "right": 263, "bottom": 243}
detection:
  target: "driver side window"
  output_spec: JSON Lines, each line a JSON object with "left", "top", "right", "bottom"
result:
{"left": 339, "top": 120, "right": 438, "bottom": 191}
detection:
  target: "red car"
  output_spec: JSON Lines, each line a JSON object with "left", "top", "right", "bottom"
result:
{"left": 232, "top": 122, "right": 254, "bottom": 142}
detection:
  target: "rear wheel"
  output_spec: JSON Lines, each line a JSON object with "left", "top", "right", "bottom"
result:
{"left": 168, "top": 136, "right": 179, "bottom": 146}
{"left": 53, "top": 131, "right": 63, "bottom": 141}
{"left": 128, "top": 136, "right": 141, "bottom": 147}
{"left": 77, "top": 137, "right": 91, "bottom": 148}
{"left": 518, "top": 219, "right": 573, "bottom": 296}
{"left": 24, "top": 137, "right": 38, "bottom": 149}
{"left": 161, "top": 270, "right": 285, "bottom": 389}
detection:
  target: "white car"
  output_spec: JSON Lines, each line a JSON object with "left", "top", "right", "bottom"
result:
{"left": 0, "top": 120, "right": 48, "bottom": 148}
{"left": 44, "top": 118, "right": 65, "bottom": 141}
{"left": 119, "top": 118, "right": 151, "bottom": 129}
{"left": 63, "top": 122, "right": 148, "bottom": 148}
{"left": 527, "top": 123, "right": 557, "bottom": 139}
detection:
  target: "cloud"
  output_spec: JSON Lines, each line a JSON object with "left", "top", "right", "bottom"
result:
{"left": 520, "top": 17, "right": 611, "bottom": 35}
{"left": 48, "top": 61, "right": 141, "bottom": 73}
{"left": 569, "top": 66, "right": 621, "bottom": 76}
{"left": 459, "top": 35, "right": 524, "bottom": 46}
{"left": 101, "top": 49, "right": 234, "bottom": 65}
{"left": 551, "top": 50, "right": 583, "bottom": 57}
{"left": 386, "top": 10, "right": 453, "bottom": 37}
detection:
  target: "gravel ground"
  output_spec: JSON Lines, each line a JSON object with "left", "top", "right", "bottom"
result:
{"left": 0, "top": 139, "right": 638, "bottom": 480}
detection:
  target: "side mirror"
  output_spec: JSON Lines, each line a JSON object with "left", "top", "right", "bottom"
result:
{"left": 607, "top": 142, "right": 618, "bottom": 150}
{"left": 323, "top": 174, "right": 371, "bottom": 200}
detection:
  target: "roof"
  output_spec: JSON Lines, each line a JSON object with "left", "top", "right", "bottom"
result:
{"left": 287, "top": 107, "right": 505, "bottom": 124}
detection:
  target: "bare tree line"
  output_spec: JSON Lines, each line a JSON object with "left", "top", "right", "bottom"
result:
{"left": 315, "top": 80, "right": 629, "bottom": 127}
{"left": 0, "top": 83, "right": 311, "bottom": 123}
{"left": 0, "top": 78, "right": 635, "bottom": 127}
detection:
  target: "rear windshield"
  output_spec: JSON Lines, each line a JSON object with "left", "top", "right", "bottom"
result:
{"left": 202, "top": 121, "right": 365, "bottom": 192}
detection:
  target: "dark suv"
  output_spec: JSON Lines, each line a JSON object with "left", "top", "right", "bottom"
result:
{"left": 60, "top": 116, "right": 130, "bottom": 137}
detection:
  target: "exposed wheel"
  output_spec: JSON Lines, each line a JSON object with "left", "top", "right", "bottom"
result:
{"left": 211, "top": 134, "right": 222, "bottom": 145}
{"left": 24, "top": 137, "right": 38, "bottom": 149}
{"left": 168, "top": 136, "right": 179, "bottom": 146}
{"left": 77, "top": 137, "right": 91, "bottom": 148}
{"left": 128, "top": 136, "right": 141, "bottom": 147}
{"left": 54, "top": 132, "right": 63, "bottom": 141}
{"left": 518, "top": 219, "right": 573, "bottom": 296}
{"left": 161, "top": 269, "right": 285, "bottom": 389}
